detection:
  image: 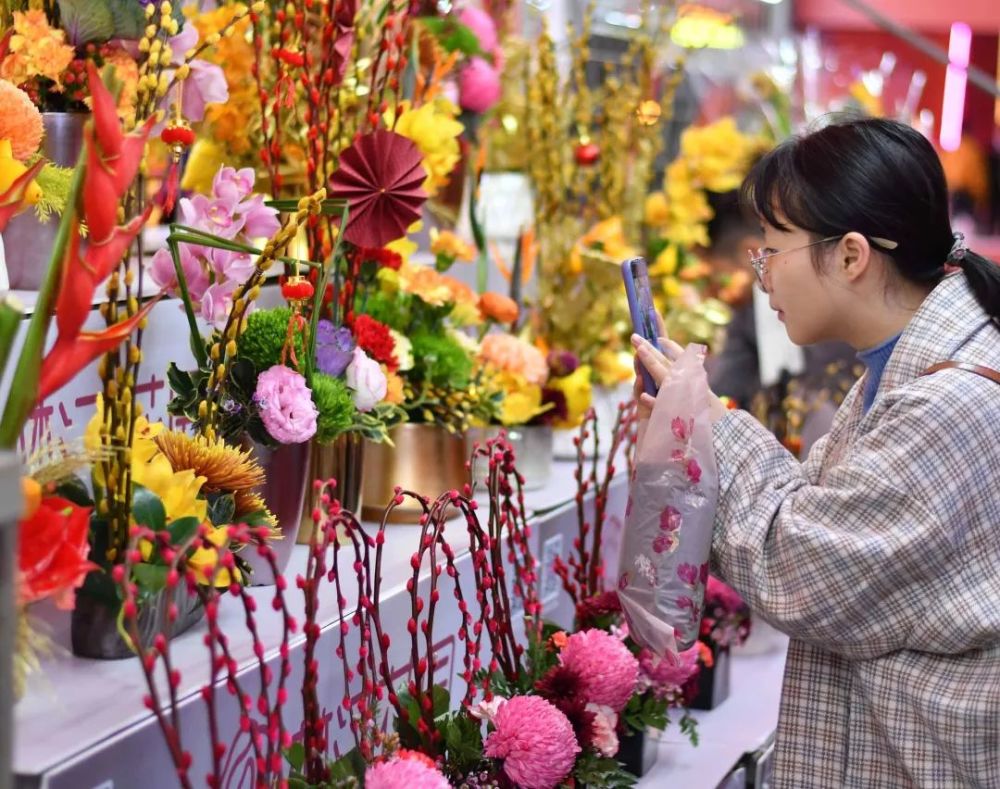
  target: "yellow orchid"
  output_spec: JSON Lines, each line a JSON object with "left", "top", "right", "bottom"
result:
{"left": 390, "top": 99, "right": 464, "bottom": 197}
{"left": 0, "top": 139, "right": 41, "bottom": 208}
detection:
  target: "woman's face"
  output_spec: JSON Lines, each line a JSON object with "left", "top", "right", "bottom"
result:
{"left": 758, "top": 222, "right": 841, "bottom": 346}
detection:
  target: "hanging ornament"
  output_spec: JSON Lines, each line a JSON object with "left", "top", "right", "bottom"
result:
{"left": 574, "top": 136, "right": 600, "bottom": 167}
{"left": 280, "top": 273, "right": 315, "bottom": 369}
{"left": 159, "top": 80, "right": 195, "bottom": 214}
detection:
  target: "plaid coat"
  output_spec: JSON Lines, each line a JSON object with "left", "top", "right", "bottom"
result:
{"left": 710, "top": 273, "right": 1000, "bottom": 787}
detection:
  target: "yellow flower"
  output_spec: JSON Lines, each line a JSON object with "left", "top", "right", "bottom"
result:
{"left": 386, "top": 221, "right": 422, "bottom": 262}
{"left": 593, "top": 349, "right": 633, "bottom": 387}
{"left": 153, "top": 430, "right": 265, "bottom": 493}
{"left": 430, "top": 228, "right": 476, "bottom": 262}
{"left": 187, "top": 525, "right": 241, "bottom": 587}
{"left": 648, "top": 245, "right": 679, "bottom": 277}
{"left": 548, "top": 365, "right": 592, "bottom": 429}
{"left": 644, "top": 191, "right": 670, "bottom": 228}
{"left": 0, "top": 139, "right": 41, "bottom": 208}
{"left": 848, "top": 81, "right": 883, "bottom": 118}
{"left": 384, "top": 371, "right": 406, "bottom": 405}
{"left": 1, "top": 11, "right": 73, "bottom": 88}
{"left": 390, "top": 99, "right": 464, "bottom": 197}
{"left": 181, "top": 138, "right": 226, "bottom": 193}
{"left": 569, "top": 216, "right": 637, "bottom": 274}
{"left": 398, "top": 262, "right": 453, "bottom": 306}
{"left": 499, "top": 380, "right": 547, "bottom": 426}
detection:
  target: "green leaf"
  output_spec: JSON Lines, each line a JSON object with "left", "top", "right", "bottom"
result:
{"left": 208, "top": 493, "right": 236, "bottom": 526}
{"left": 328, "top": 747, "right": 366, "bottom": 782}
{"left": 132, "top": 563, "right": 169, "bottom": 594}
{"left": 284, "top": 742, "right": 305, "bottom": 772}
{"left": 132, "top": 484, "right": 167, "bottom": 531}
{"left": 167, "top": 363, "right": 196, "bottom": 400}
{"left": 58, "top": 0, "right": 115, "bottom": 45}
{"left": 418, "top": 17, "right": 485, "bottom": 57}
{"left": 439, "top": 712, "right": 484, "bottom": 770}
{"left": 167, "top": 516, "right": 202, "bottom": 546}
{"left": 107, "top": 0, "right": 149, "bottom": 39}
{"left": 573, "top": 752, "right": 637, "bottom": 788}
{"left": 53, "top": 475, "right": 94, "bottom": 508}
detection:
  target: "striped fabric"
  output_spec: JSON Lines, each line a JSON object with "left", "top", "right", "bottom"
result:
{"left": 709, "top": 273, "right": 1000, "bottom": 787}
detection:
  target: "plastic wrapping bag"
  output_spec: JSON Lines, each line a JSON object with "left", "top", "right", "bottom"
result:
{"left": 617, "top": 344, "right": 719, "bottom": 658}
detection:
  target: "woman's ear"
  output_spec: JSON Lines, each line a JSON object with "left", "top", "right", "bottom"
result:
{"left": 839, "top": 231, "right": 872, "bottom": 283}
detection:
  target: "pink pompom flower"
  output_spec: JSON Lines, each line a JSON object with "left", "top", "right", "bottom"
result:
{"left": 458, "top": 57, "right": 501, "bottom": 113}
{"left": 254, "top": 365, "right": 318, "bottom": 444}
{"left": 559, "top": 628, "right": 639, "bottom": 712}
{"left": 458, "top": 6, "right": 498, "bottom": 53}
{"left": 484, "top": 695, "right": 580, "bottom": 789}
{"left": 365, "top": 755, "right": 450, "bottom": 789}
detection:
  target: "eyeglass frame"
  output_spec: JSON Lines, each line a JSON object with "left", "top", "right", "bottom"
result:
{"left": 747, "top": 234, "right": 899, "bottom": 290}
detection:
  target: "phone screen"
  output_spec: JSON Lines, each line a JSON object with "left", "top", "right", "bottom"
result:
{"left": 631, "top": 260, "right": 658, "bottom": 342}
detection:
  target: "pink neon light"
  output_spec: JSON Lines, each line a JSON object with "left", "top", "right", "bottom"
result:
{"left": 940, "top": 22, "right": 972, "bottom": 152}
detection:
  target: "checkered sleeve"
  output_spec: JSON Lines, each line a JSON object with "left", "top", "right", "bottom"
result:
{"left": 708, "top": 381, "right": 1000, "bottom": 661}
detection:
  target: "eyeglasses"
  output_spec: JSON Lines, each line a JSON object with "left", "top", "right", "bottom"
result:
{"left": 747, "top": 234, "right": 900, "bottom": 291}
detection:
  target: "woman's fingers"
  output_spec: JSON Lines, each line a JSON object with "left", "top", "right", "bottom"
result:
{"left": 658, "top": 335, "right": 683, "bottom": 360}
{"left": 631, "top": 334, "right": 673, "bottom": 387}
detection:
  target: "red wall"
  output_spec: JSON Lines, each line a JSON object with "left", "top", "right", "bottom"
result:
{"left": 796, "top": 0, "right": 1000, "bottom": 34}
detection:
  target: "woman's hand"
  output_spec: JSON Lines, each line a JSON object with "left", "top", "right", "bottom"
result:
{"left": 631, "top": 333, "right": 682, "bottom": 419}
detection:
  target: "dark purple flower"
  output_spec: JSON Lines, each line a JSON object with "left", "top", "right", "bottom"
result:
{"left": 547, "top": 350, "right": 580, "bottom": 377}
{"left": 315, "top": 320, "right": 355, "bottom": 377}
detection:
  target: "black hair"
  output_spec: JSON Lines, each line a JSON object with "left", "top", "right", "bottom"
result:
{"left": 704, "top": 189, "right": 760, "bottom": 258}
{"left": 741, "top": 116, "right": 1000, "bottom": 322}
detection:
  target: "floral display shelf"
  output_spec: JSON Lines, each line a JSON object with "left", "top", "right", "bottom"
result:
{"left": 13, "top": 460, "right": 627, "bottom": 789}
{"left": 638, "top": 637, "right": 789, "bottom": 789}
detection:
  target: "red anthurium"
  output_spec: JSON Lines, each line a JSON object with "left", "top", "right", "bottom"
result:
{"left": 18, "top": 496, "right": 95, "bottom": 609}
{"left": 37, "top": 297, "right": 160, "bottom": 402}
{"left": 0, "top": 159, "right": 45, "bottom": 233}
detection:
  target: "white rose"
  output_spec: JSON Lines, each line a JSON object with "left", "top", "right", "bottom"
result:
{"left": 389, "top": 329, "right": 414, "bottom": 372}
{"left": 346, "top": 348, "right": 387, "bottom": 412}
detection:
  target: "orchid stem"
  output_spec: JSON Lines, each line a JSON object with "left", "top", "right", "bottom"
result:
{"left": 0, "top": 148, "right": 86, "bottom": 449}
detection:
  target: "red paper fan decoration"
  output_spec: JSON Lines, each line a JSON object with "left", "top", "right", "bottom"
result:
{"left": 329, "top": 129, "right": 427, "bottom": 249}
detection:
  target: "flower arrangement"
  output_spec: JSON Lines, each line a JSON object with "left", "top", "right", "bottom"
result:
{"left": 699, "top": 575, "right": 751, "bottom": 652}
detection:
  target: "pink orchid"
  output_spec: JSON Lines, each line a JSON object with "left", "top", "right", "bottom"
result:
{"left": 212, "top": 166, "right": 256, "bottom": 202}
{"left": 237, "top": 193, "right": 281, "bottom": 239}
{"left": 200, "top": 280, "right": 239, "bottom": 330}
{"left": 165, "top": 25, "right": 228, "bottom": 122}
{"left": 209, "top": 248, "right": 255, "bottom": 284}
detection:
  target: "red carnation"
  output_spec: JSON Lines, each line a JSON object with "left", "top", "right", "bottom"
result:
{"left": 353, "top": 314, "right": 397, "bottom": 371}
{"left": 357, "top": 246, "right": 403, "bottom": 271}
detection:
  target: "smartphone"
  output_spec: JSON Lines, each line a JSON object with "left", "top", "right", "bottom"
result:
{"left": 621, "top": 256, "right": 663, "bottom": 396}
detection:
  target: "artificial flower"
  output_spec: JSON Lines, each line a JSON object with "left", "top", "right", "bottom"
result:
{"left": 546, "top": 364, "right": 592, "bottom": 429}
{"left": 17, "top": 496, "right": 94, "bottom": 608}
{"left": 345, "top": 347, "right": 388, "bottom": 412}
{"left": 153, "top": 431, "right": 264, "bottom": 493}
{"left": 315, "top": 320, "right": 356, "bottom": 377}
{"left": 478, "top": 292, "right": 519, "bottom": 325}
{"left": 559, "top": 628, "right": 639, "bottom": 712}
{"left": 0, "top": 79, "right": 43, "bottom": 160}
{"left": 479, "top": 334, "right": 548, "bottom": 386}
{"left": 483, "top": 695, "right": 580, "bottom": 789}
{"left": 390, "top": 99, "right": 464, "bottom": 197}
{"left": 186, "top": 525, "right": 241, "bottom": 587}
{"left": 459, "top": 57, "right": 502, "bottom": 113}
{"left": 365, "top": 756, "right": 449, "bottom": 789}
{"left": 255, "top": 365, "right": 318, "bottom": 444}
{"left": 0, "top": 11, "right": 74, "bottom": 89}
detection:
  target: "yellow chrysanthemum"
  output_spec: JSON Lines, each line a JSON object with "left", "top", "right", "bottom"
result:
{"left": 390, "top": 99, "right": 464, "bottom": 197}
{"left": 154, "top": 431, "right": 265, "bottom": 493}
{"left": 233, "top": 489, "right": 277, "bottom": 530}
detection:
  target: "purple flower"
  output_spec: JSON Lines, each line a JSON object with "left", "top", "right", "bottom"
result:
{"left": 200, "top": 280, "right": 239, "bottom": 330}
{"left": 166, "top": 25, "right": 228, "bottom": 122}
{"left": 237, "top": 193, "right": 281, "bottom": 239}
{"left": 179, "top": 193, "right": 247, "bottom": 240}
{"left": 148, "top": 245, "right": 208, "bottom": 303}
{"left": 212, "top": 166, "right": 256, "bottom": 203}
{"left": 208, "top": 248, "right": 255, "bottom": 284}
{"left": 254, "top": 365, "right": 318, "bottom": 444}
{"left": 315, "top": 320, "right": 355, "bottom": 377}
{"left": 677, "top": 563, "right": 699, "bottom": 587}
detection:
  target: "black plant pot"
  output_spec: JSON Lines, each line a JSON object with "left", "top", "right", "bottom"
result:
{"left": 689, "top": 643, "right": 731, "bottom": 711}
{"left": 618, "top": 727, "right": 657, "bottom": 777}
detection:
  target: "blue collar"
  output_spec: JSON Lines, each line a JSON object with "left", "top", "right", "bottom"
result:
{"left": 858, "top": 333, "right": 902, "bottom": 413}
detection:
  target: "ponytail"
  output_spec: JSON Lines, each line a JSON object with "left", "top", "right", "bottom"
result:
{"left": 947, "top": 232, "right": 1000, "bottom": 324}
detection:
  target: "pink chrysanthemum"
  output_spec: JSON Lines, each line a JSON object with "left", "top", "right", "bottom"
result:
{"left": 365, "top": 755, "right": 450, "bottom": 789}
{"left": 484, "top": 695, "right": 580, "bottom": 789}
{"left": 559, "top": 628, "right": 639, "bottom": 712}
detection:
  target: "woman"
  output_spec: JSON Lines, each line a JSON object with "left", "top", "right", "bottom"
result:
{"left": 633, "top": 117, "right": 1000, "bottom": 787}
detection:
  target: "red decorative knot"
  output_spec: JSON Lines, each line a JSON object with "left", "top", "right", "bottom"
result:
{"left": 161, "top": 122, "right": 195, "bottom": 156}
{"left": 281, "top": 274, "right": 314, "bottom": 302}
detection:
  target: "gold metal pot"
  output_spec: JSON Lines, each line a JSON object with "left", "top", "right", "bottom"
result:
{"left": 361, "top": 423, "right": 468, "bottom": 523}
{"left": 297, "top": 433, "right": 365, "bottom": 544}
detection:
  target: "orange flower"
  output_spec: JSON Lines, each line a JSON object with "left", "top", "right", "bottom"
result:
{"left": 479, "top": 292, "right": 519, "bottom": 324}
{"left": 0, "top": 79, "right": 43, "bottom": 160}
{"left": 0, "top": 11, "right": 73, "bottom": 88}
{"left": 696, "top": 639, "right": 714, "bottom": 668}
{"left": 549, "top": 630, "right": 568, "bottom": 649}
{"left": 384, "top": 370, "right": 405, "bottom": 405}
{"left": 479, "top": 334, "right": 548, "bottom": 386}
{"left": 430, "top": 228, "right": 476, "bottom": 262}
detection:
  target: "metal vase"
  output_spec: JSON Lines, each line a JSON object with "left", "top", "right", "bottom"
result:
{"left": 2, "top": 112, "right": 88, "bottom": 290}
{"left": 466, "top": 425, "right": 554, "bottom": 490}
{"left": 70, "top": 583, "right": 204, "bottom": 660}
{"left": 361, "top": 424, "right": 468, "bottom": 523}
{"left": 243, "top": 440, "right": 310, "bottom": 585}
{"left": 297, "top": 434, "right": 365, "bottom": 543}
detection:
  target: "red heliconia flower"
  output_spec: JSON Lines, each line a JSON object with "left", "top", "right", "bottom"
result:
{"left": 35, "top": 63, "right": 159, "bottom": 402}
{"left": 17, "top": 496, "right": 95, "bottom": 608}
{"left": 0, "top": 159, "right": 45, "bottom": 233}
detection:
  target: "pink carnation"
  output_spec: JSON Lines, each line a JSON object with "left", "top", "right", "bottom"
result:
{"left": 479, "top": 333, "right": 549, "bottom": 386}
{"left": 459, "top": 57, "right": 501, "bottom": 113}
{"left": 559, "top": 628, "right": 639, "bottom": 712}
{"left": 254, "top": 365, "right": 318, "bottom": 444}
{"left": 484, "top": 695, "right": 580, "bottom": 789}
{"left": 365, "top": 756, "right": 450, "bottom": 789}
